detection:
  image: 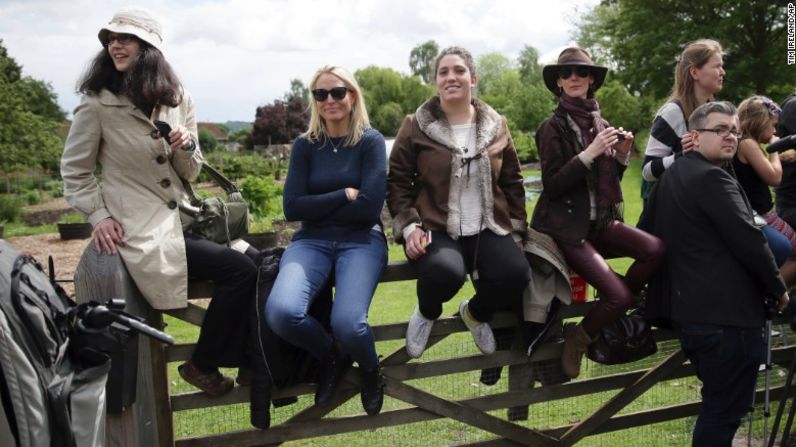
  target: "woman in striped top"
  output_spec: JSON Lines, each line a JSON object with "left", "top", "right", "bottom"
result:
{"left": 641, "top": 39, "right": 724, "bottom": 199}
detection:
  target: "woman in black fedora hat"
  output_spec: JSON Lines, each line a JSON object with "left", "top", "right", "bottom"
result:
{"left": 531, "top": 47, "right": 664, "bottom": 378}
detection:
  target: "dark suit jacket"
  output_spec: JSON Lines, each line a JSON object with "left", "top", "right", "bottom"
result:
{"left": 639, "top": 151, "right": 785, "bottom": 328}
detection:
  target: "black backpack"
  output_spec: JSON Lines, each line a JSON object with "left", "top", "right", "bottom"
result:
{"left": 0, "top": 240, "right": 110, "bottom": 447}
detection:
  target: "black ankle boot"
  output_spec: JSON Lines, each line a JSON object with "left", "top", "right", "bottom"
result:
{"left": 360, "top": 366, "right": 385, "bottom": 416}
{"left": 249, "top": 371, "right": 271, "bottom": 429}
{"left": 315, "top": 344, "right": 350, "bottom": 407}
{"left": 479, "top": 366, "right": 503, "bottom": 386}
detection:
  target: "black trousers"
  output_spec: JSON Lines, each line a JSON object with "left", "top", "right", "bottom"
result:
{"left": 184, "top": 233, "right": 258, "bottom": 370}
{"left": 413, "top": 229, "right": 530, "bottom": 322}
{"left": 677, "top": 322, "right": 763, "bottom": 446}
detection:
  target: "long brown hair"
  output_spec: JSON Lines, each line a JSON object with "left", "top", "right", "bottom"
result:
{"left": 78, "top": 39, "right": 183, "bottom": 109}
{"left": 738, "top": 96, "right": 780, "bottom": 143}
{"left": 669, "top": 39, "right": 723, "bottom": 120}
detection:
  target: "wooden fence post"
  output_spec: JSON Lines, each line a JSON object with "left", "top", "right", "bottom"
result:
{"left": 74, "top": 246, "right": 172, "bottom": 446}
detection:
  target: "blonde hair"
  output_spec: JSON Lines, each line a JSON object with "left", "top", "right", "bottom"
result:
{"left": 670, "top": 39, "right": 724, "bottom": 120}
{"left": 738, "top": 96, "right": 779, "bottom": 143}
{"left": 302, "top": 65, "right": 370, "bottom": 146}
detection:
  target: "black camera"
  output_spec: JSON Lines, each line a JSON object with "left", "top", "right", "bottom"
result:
{"left": 153, "top": 120, "right": 173, "bottom": 144}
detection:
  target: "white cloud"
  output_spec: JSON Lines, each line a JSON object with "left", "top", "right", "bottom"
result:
{"left": 0, "top": 0, "right": 598, "bottom": 122}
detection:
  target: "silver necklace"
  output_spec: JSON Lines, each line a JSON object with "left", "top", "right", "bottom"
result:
{"left": 326, "top": 135, "right": 344, "bottom": 153}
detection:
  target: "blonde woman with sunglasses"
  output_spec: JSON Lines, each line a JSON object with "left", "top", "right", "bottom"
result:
{"left": 265, "top": 65, "right": 388, "bottom": 416}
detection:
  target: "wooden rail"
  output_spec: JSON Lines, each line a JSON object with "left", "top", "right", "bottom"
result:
{"left": 75, "top": 248, "right": 796, "bottom": 446}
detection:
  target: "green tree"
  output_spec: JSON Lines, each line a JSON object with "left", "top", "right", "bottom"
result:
{"left": 597, "top": 79, "right": 645, "bottom": 132}
{"left": 355, "top": 66, "right": 432, "bottom": 135}
{"left": 229, "top": 127, "right": 252, "bottom": 145}
{"left": 512, "top": 130, "right": 538, "bottom": 163}
{"left": 517, "top": 45, "right": 542, "bottom": 83}
{"left": 356, "top": 66, "right": 404, "bottom": 110}
{"left": 399, "top": 75, "right": 433, "bottom": 113}
{"left": 18, "top": 78, "right": 66, "bottom": 122}
{"left": 476, "top": 53, "right": 513, "bottom": 96}
{"left": 198, "top": 128, "right": 219, "bottom": 152}
{"left": 373, "top": 102, "right": 404, "bottom": 137}
{"left": 575, "top": 0, "right": 794, "bottom": 103}
{"left": 285, "top": 78, "right": 309, "bottom": 107}
{"left": 409, "top": 40, "right": 439, "bottom": 84}
{"left": 0, "top": 41, "right": 22, "bottom": 82}
{"left": 0, "top": 40, "right": 63, "bottom": 173}
{"left": 477, "top": 55, "right": 553, "bottom": 133}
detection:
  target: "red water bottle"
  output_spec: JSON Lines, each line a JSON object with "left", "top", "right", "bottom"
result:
{"left": 569, "top": 271, "right": 588, "bottom": 303}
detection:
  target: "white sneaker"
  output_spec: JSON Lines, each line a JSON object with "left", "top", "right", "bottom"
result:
{"left": 406, "top": 306, "right": 434, "bottom": 358}
{"left": 459, "top": 300, "right": 496, "bottom": 355}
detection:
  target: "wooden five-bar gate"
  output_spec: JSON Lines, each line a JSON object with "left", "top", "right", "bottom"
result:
{"left": 74, "top": 249, "right": 796, "bottom": 446}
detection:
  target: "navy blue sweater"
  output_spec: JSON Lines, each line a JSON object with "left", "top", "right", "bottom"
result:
{"left": 283, "top": 129, "right": 387, "bottom": 243}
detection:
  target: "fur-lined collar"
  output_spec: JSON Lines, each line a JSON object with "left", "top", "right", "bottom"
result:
{"left": 415, "top": 96, "right": 503, "bottom": 154}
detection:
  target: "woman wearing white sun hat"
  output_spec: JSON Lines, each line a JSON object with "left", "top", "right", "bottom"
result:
{"left": 62, "top": 7, "right": 257, "bottom": 397}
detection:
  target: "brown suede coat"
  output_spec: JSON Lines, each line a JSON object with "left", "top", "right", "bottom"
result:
{"left": 387, "top": 97, "right": 527, "bottom": 242}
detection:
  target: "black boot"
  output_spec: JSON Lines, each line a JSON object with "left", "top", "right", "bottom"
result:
{"left": 315, "top": 344, "right": 350, "bottom": 407}
{"left": 249, "top": 371, "right": 271, "bottom": 429}
{"left": 360, "top": 366, "right": 385, "bottom": 416}
{"left": 479, "top": 366, "right": 503, "bottom": 386}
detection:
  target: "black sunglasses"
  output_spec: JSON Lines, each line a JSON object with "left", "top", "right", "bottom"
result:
{"left": 558, "top": 66, "right": 592, "bottom": 79}
{"left": 104, "top": 33, "right": 136, "bottom": 47}
{"left": 312, "top": 87, "right": 348, "bottom": 102}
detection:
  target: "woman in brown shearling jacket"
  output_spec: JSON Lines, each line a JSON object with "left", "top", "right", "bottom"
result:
{"left": 532, "top": 47, "right": 664, "bottom": 378}
{"left": 388, "top": 46, "right": 529, "bottom": 359}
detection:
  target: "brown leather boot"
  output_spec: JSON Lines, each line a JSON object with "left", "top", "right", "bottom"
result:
{"left": 561, "top": 323, "right": 593, "bottom": 378}
{"left": 178, "top": 361, "right": 234, "bottom": 396}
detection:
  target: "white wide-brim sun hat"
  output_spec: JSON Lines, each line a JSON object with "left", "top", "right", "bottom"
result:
{"left": 97, "top": 7, "right": 163, "bottom": 52}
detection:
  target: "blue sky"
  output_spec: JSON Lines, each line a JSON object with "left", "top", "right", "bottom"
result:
{"left": 0, "top": 0, "right": 598, "bottom": 122}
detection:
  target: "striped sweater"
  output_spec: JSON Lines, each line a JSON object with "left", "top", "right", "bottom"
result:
{"left": 642, "top": 101, "right": 687, "bottom": 183}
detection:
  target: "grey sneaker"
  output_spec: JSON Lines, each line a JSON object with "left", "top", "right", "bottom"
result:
{"left": 406, "top": 306, "right": 434, "bottom": 358}
{"left": 459, "top": 300, "right": 496, "bottom": 355}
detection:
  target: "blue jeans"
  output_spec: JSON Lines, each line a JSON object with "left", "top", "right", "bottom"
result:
{"left": 265, "top": 230, "right": 387, "bottom": 370}
{"left": 762, "top": 224, "right": 790, "bottom": 267}
{"left": 677, "top": 322, "right": 763, "bottom": 447}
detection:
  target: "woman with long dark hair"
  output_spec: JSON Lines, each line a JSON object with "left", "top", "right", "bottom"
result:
{"left": 734, "top": 96, "right": 796, "bottom": 281}
{"left": 532, "top": 47, "right": 665, "bottom": 378}
{"left": 61, "top": 7, "right": 257, "bottom": 397}
{"left": 388, "top": 46, "right": 530, "bottom": 361}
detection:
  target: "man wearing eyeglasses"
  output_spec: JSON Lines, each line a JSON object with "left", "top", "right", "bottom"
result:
{"left": 640, "top": 101, "right": 788, "bottom": 446}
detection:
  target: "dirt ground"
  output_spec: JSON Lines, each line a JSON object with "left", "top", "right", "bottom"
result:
{"left": 4, "top": 233, "right": 90, "bottom": 296}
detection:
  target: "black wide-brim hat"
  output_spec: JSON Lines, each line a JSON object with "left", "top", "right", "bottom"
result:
{"left": 542, "top": 47, "right": 608, "bottom": 96}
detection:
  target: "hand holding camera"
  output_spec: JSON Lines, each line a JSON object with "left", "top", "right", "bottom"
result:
{"left": 154, "top": 120, "right": 195, "bottom": 151}
{"left": 612, "top": 127, "right": 634, "bottom": 157}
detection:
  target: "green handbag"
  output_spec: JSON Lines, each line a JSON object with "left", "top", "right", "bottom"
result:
{"left": 182, "top": 163, "right": 250, "bottom": 245}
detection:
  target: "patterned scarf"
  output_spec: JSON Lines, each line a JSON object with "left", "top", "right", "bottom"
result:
{"left": 558, "top": 94, "right": 623, "bottom": 226}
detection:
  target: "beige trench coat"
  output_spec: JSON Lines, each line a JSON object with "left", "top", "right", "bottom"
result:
{"left": 61, "top": 89, "right": 203, "bottom": 309}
